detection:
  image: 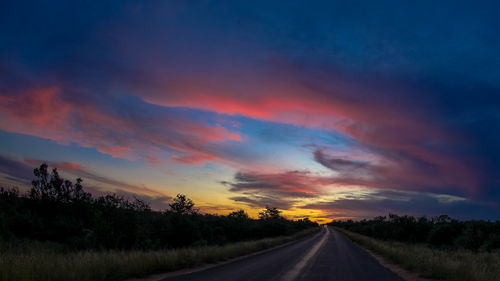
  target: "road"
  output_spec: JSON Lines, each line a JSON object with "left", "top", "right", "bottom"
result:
{"left": 160, "top": 226, "right": 406, "bottom": 281}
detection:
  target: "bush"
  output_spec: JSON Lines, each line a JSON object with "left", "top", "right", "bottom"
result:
{"left": 482, "top": 234, "right": 500, "bottom": 251}
{"left": 428, "top": 224, "right": 460, "bottom": 247}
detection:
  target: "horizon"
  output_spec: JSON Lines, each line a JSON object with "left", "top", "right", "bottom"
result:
{"left": 1, "top": 1, "right": 500, "bottom": 223}
{"left": 8, "top": 163, "right": 499, "bottom": 224}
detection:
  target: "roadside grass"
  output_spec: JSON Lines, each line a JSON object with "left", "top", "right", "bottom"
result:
{"left": 333, "top": 227, "right": 500, "bottom": 281}
{"left": 0, "top": 228, "right": 318, "bottom": 281}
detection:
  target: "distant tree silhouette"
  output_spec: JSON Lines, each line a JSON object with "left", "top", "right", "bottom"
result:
{"left": 228, "top": 209, "right": 249, "bottom": 219}
{"left": 96, "top": 193, "right": 150, "bottom": 211}
{"left": 169, "top": 194, "right": 197, "bottom": 214}
{"left": 259, "top": 206, "right": 282, "bottom": 220}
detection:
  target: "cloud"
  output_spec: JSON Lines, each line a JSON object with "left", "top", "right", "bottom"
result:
{"left": 222, "top": 171, "right": 324, "bottom": 196}
{"left": 229, "top": 195, "right": 294, "bottom": 210}
{"left": 222, "top": 170, "right": 329, "bottom": 210}
{"left": 0, "top": 1, "right": 489, "bottom": 187}
{"left": 0, "top": 155, "right": 35, "bottom": 186}
{"left": 220, "top": 163, "right": 491, "bottom": 219}
{"left": 0, "top": 86, "right": 240, "bottom": 166}
{"left": 172, "top": 154, "right": 216, "bottom": 166}
{"left": 302, "top": 189, "right": 499, "bottom": 220}
{"left": 107, "top": 38, "right": 482, "bottom": 195}
{"left": 312, "top": 148, "right": 477, "bottom": 194}
{"left": 21, "top": 158, "right": 165, "bottom": 197}
{"left": 0, "top": 155, "right": 168, "bottom": 198}
{"left": 0, "top": 155, "right": 173, "bottom": 209}
{"left": 313, "top": 149, "right": 372, "bottom": 173}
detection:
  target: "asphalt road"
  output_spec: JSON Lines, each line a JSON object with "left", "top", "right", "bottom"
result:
{"left": 160, "top": 226, "right": 406, "bottom": 281}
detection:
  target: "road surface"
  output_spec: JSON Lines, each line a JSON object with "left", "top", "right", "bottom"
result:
{"left": 161, "top": 226, "right": 405, "bottom": 281}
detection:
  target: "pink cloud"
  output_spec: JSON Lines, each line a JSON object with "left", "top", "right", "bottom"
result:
{"left": 172, "top": 154, "right": 217, "bottom": 165}
{"left": 0, "top": 86, "right": 240, "bottom": 166}
{"left": 0, "top": 63, "right": 480, "bottom": 195}
{"left": 132, "top": 62, "right": 478, "bottom": 192}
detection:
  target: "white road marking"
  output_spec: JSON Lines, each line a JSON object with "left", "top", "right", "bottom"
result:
{"left": 280, "top": 226, "right": 329, "bottom": 281}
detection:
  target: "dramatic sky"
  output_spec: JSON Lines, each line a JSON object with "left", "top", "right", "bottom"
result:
{"left": 1, "top": 1, "right": 499, "bottom": 222}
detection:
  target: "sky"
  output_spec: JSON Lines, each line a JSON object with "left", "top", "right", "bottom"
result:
{"left": 1, "top": 1, "right": 499, "bottom": 222}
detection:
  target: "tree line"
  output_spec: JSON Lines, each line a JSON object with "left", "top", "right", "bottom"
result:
{"left": 0, "top": 164, "right": 317, "bottom": 250}
{"left": 329, "top": 214, "right": 500, "bottom": 252}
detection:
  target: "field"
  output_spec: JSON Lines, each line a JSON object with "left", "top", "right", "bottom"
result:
{"left": 0, "top": 228, "right": 317, "bottom": 281}
{"left": 335, "top": 227, "right": 500, "bottom": 281}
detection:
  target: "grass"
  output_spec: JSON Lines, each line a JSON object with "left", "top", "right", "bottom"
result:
{"left": 0, "top": 228, "right": 318, "bottom": 281}
{"left": 333, "top": 227, "right": 500, "bottom": 281}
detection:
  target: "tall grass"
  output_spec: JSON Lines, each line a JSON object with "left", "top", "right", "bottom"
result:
{"left": 0, "top": 228, "right": 318, "bottom": 281}
{"left": 334, "top": 227, "right": 500, "bottom": 281}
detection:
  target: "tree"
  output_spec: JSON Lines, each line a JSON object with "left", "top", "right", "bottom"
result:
{"left": 228, "top": 209, "right": 249, "bottom": 219}
{"left": 169, "top": 194, "right": 197, "bottom": 214}
{"left": 30, "top": 163, "right": 91, "bottom": 203}
{"left": 259, "top": 206, "right": 282, "bottom": 220}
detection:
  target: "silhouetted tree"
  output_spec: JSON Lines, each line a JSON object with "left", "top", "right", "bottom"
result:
{"left": 259, "top": 206, "right": 282, "bottom": 220}
{"left": 228, "top": 209, "right": 249, "bottom": 219}
{"left": 30, "top": 163, "right": 91, "bottom": 203}
{"left": 169, "top": 194, "right": 197, "bottom": 214}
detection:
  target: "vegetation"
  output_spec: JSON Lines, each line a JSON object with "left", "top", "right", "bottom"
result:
{"left": 0, "top": 163, "right": 317, "bottom": 251}
{"left": 330, "top": 214, "right": 500, "bottom": 251}
{"left": 0, "top": 163, "right": 319, "bottom": 280}
{"left": 331, "top": 215, "right": 500, "bottom": 281}
{"left": 334, "top": 227, "right": 500, "bottom": 281}
{"left": 0, "top": 228, "right": 318, "bottom": 281}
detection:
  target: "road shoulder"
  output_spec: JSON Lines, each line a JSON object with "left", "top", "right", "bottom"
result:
{"left": 332, "top": 227, "right": 437, "bottom": 281}
{"left": 358, "top": 244, "right": 437, "bottom": 281}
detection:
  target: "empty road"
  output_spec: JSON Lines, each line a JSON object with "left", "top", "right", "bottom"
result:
{"left": 161, "top": 227, "right": 405, "bottom": 281}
